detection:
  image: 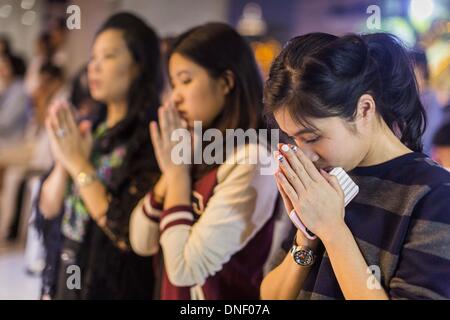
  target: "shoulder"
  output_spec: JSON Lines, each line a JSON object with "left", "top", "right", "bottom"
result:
{"left": 216, "top": 142, "right": 274, "bottom": 184}
{"left": 403, "top": 156, "right": 450, "bottom": 224}
{"left": 401, "top": 155, "right": 450, "bottom": 187}
{"left": 351, "top": 153, "right": 450, "bottom": 223}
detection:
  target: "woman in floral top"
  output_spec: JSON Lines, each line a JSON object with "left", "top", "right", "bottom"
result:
{"left": 35, "top": 13, "right": 163, "bottom": 299}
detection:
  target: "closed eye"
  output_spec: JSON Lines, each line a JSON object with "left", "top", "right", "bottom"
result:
{"left": 305, "top": 136, "right": 320, "bottom": 144}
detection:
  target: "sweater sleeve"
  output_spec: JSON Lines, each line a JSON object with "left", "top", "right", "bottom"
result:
{"left": 389, "top": 183, "right": 450, "bottom": 299}
{"left": 159, "top": 144, "right": 278, "bottom": 287}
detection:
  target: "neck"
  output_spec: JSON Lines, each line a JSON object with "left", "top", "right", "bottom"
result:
{"left": 359, "top": 121, "right": 413, "bottom": 167}
{"left": 106, "top": 100, "right": 127, "bottom": 128}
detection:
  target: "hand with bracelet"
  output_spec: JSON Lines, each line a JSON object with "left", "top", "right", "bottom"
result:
{"left": 45, "top": 100, "right": 109, "bottom": 225}
{"left": 263, "top": 143, "right": 389, "bottom": 299}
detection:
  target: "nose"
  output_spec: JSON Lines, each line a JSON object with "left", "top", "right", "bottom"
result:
{"left": 88, "top": 57, "right": 101, "bottom": 74}
{"left": 295, "top": 142, "right": 319, "bottom": 162}
{"left": 170, "top": 89, "right": 183, "bottom": 108}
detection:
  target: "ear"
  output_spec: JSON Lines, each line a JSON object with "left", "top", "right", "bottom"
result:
{"left": 355, "top": 94, "right": 376, "bottom": 128}
{"left": 219, "top": 70, "right": 235, "bottom": 95}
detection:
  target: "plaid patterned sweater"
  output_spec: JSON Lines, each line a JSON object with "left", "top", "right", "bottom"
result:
{"left": 280, "top": 152, "right": 450, "bottom": 300}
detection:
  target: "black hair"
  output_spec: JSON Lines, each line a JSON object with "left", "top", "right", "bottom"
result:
{"left": 264, "top": 32, "right": 426, "bottom": 152}
{"left": 55, "top": 17, "right": 67, "bottom": 31}
{"left": 3, "top": 53, "right": 26, "bottom": 78}
{"left": 171, "top": 22, "right": 263, "bottom": 131}
{"left": 0, "top": 34, "right": 11, "bottom": 55}
{"left": 70, "top": 65, "right": 91, "bottom": 108}
{"left": 433, "top": 122, "right": 450, "bottom": 147}
{"left": 37, "top": 32, "right": 55, "bottom": 62}
{"left": 39, "top": 62, "right": 63, "bottom": 80}
{"left": 69, "top": 65, "right": 102, "bottom": 124}
{"left": 169, "top": 22, "right": 264, "bottom": 179}
{"left": 410, "top": 48, "right": 429, "bottom": 81}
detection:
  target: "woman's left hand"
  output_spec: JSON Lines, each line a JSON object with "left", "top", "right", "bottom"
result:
{"left": 149, "top": 102, "right": 191, "bottom": 179}
{"left": 45, "top": 100, "right": 93, "bottom": 177}
{"left": 274, "top": 144, "right": 346, "bottom": 242}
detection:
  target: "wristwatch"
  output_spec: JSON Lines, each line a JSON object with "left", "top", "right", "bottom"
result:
{"left": 290, "top": 236, "right": 316, "bottom": 267}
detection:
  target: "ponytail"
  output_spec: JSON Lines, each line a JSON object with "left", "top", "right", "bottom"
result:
{"left": 362, "top": 33, "right": 425, "bottom": 152}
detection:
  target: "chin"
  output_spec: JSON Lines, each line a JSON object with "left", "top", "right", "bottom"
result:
{"left": 90, "top": 92, "right": 107, "bottom": 103}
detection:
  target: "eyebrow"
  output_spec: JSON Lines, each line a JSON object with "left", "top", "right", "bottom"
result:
{"left": 94, "top": 46, "right": 121, "bottom": 56}
{"left": 288, "top": 128, "right": 318, "bottom": 137}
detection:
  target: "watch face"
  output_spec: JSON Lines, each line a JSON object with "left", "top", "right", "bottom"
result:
{"left": 294, "top": 249, "right": 314, "bottom": 266}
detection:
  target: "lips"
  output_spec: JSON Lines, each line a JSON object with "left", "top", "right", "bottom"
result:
{"left": 89, "top": 79, "right": 101, "bottom": 90}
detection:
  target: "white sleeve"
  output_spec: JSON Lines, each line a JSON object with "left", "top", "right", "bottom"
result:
{"left": 129, "top": 194, "right": 161, "bottom": 256}
{"left": 159, "top": 144, "right": 278, "bottom": 287}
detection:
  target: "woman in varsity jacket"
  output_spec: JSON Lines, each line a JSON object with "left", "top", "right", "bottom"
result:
{"left": 129, "top": 23, "right": 283, "bottom": 299}
{"left": 260, "top": 33, "right": 450, "bottom": 300}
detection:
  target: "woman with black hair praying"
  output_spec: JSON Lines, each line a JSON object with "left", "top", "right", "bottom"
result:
{"left": 36, "top": 12, "right": 163, "bottom": 299}
{"left": 261, "top": 33, "right": 450, "bottom": 300}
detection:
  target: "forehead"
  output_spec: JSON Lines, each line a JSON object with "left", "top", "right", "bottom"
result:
{"left": 273, "top": 106, "right": 345, "bottom": 136}
{"left": 93, "top": 29, "right": 126, "bottom": 51}
{"left": 169, "top": 53, "right": 203, "bottom": 75}
{"left": 273, "top": 107, "right": 316, "bottom": 135}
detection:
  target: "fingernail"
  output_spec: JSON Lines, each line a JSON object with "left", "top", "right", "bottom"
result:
{"left": 277, "top": 154, "right": 284, "bottom": 162}
{"left": 290, "top": 145, "right": 298, "bottom": 152}
{"left": 281, "top": 144, "right": 290, "bottom": 152}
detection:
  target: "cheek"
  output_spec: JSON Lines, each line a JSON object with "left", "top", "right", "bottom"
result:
{"left": 184, "top": 84, "right": 224, "bottom": 125}
{"left": 0, "top": 66, "right": 9, "bottom": 78}
{"left": 201, "top": 86, "right": 225, "bottom": 124}
{"left": 181, "top": 87, "right": 204, "bottom": 122}
{"left": 315, "top": 135, "right": 363, "bottom": 167}
{"left": 107, "top": 63, "right": 134, "bottom": 93}
{"left": 314, "top": 140, "right": 342, "bottom": 163}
